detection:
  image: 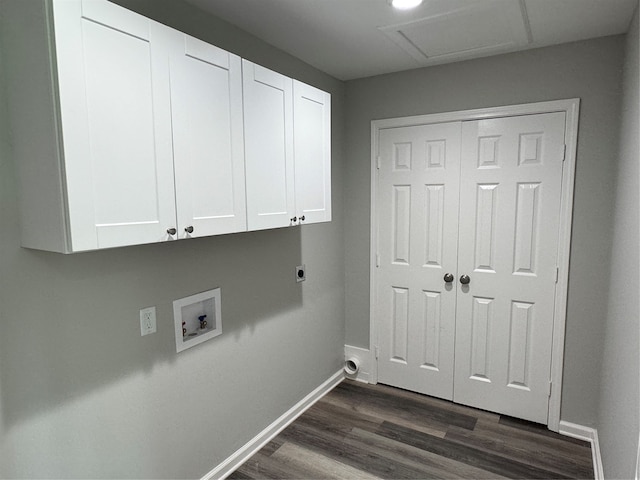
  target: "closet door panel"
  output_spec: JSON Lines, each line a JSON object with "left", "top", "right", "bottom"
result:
{"left": 375, "top": 122, "right": 462, "bottom": 401}
{"left": 454, "top": 112, "right": 566, "bottom": 424}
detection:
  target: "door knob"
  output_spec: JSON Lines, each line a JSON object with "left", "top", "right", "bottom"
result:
{"left": 460, "top": 274, "right": 471, "bottom": 285}
{"left": 443, "top": 273, "right": 454, "bottom": 283}
{"left": 184, "top": 226, "right": 194, "bottom": 234}
{"left": 166, "top": 227, "right": 177, "bottom": 235}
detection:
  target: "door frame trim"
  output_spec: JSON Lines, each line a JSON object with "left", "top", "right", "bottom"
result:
{"left": 369, "top": 98, "right": 580, "bottom": 432}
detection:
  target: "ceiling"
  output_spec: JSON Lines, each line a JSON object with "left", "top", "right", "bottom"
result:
{"left": 184, "top": 0, "right": 638, "bottom": 81}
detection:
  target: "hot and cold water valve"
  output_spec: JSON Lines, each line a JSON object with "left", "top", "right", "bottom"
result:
{"left": 173, "top": 288, "right": 222, "bottom": 353}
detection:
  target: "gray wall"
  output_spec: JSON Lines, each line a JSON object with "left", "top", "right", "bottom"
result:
{"left": 344, "top": 36, "right": 624, "bottom": 426}
{"left": 0, "top": 1, "right": 345, "bottom": 478}
{"left": 0, "top": 0, "right": 634, "bottom": 476}
{"left": 597, "top": 6, "right": 640, "bottom": 479}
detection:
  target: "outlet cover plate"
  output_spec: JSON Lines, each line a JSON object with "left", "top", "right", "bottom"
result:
{"left": 140, "top": 306, "right": 157, "bottom": 336}
{"left": 296, "top": 265, "right": 306, "bottom": 282}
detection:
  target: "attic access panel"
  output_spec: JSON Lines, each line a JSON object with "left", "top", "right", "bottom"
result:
{"left": 380, "top": 0, "right": 531, "bottom": 66}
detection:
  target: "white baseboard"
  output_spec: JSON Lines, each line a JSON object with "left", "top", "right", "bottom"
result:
{"left": 635, "top": 431, "right": 640, "bottom": 480}
{"left": 558, "top": 420, "right": 604, "bottom": 480}
{"left": 203, "top": 370, "right": 344, "bottom": 480}
{"left": 344, "top": 345, "right": 371, "bottom": 383}
{"left": 636, "top": 431, "right": 640, "bottom": 480}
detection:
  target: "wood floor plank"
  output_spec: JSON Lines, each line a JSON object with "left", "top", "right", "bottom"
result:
{"left": 499, "top": 415, "right": 592, "bottom": 447}
{"left": 316, "top": 385, "right": 449, "bottom": 438}
{"left": 306, "top": 399, "right": 383, "bottom": 433}
{"left": 233, "top": 452, "right": 314, "bottom": 479}
{"left": 258, "top": 437, "right": 286, "bottom": 457}
{"left": 227, "top": 469, "right": 253, "bottom": 479}
{"left": 475, "top": 421, "right": 591, "bottom": 465}
{"left": 358, "top": 381, "right": 502, "bottom": 423}
{"left": 353, "top": 403, "right": 449, "bottom": 439}
{"left": 445, "top": 425, "right": 593, "bottom": 479}
{"left": 270, "top": 442, "right": 381, "bottom": 479}
{"left": 376, "top": 421, "right": 573, "bottom": 479}
{"left": 279, "top": 421, "right": 437, "bottom": 479}
{"left": 296, "top": 408, "right": 354, "bottom": 437}
{"left": 334, "top": 381, "right": 477, "bottom": 432}
{"left": 343, "top": 427, "right": 509, "bottom": 479}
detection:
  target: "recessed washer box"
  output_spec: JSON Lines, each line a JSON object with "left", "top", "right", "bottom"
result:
{"left": 173, "top": 288, "right": 222, "bottom": 353}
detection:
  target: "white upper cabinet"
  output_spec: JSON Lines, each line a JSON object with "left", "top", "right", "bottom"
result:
{"left": 242, "top": 60, "right": 296, "bottom": 231}
{"left": 293, "top": 81, "right": 332, "bottom": 224}
{"left": 243, "top": 61, "right": 332, "bottom": 230}
{"left": 52, "top": 0, "right": 178, "bottom": 251}
{"left": 7, "top": 0, "right": 330, "bottom": 253}
{"left": 169, "top": 35, "right": 247, "bottom": 238}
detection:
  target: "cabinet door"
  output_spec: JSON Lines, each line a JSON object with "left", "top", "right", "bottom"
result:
{"left": 293, "top": 81, "right": 331, "bottom": 224}
{"left": 52, "top": 0, "right": 176, "bottom": 251}
{"left": 242, "top": 60, "right": 295, "bottom": 230}
{"left": 170, "top": 35, "right": 246, "bottom": 238}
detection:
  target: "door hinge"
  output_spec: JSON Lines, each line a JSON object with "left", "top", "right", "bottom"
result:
{"left": 562, "top": 144, "right": 567, "bottom": 162}
{"left": 555, "top": 266, "right": 559, "bottom": 283}
{"left": 548, "top": 380, "right": 553, "bottom": 396}
{"left": 376, "top": 253, "right": 380, "bottom": 268}
{"left": 375, "top": 346, "right": 379, "bottom": 359}
{"left": 376, "top": 156, "right": 381, "bottom": 170}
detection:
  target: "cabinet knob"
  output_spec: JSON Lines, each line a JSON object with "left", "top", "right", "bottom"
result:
{"left": 291, "top": 216, "right": 297, "bottom": 223}
{"left": 460, "top": 274, "right": 471, "bottom": 285}
{"left": 443, "top": 273, "right": 454, "bottom": 283}
{"left": 300, "top": 215, "right": 306, "bottom": 222}
{"left": 184, "top": 226, "right": 194, "bottom": 234}
{"left": 166, "top": 227, "right": 177, "bottom": 236}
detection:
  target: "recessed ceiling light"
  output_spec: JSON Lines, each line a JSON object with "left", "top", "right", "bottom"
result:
{"left": 391, "top": 0, "right": 423, "bottom": 10}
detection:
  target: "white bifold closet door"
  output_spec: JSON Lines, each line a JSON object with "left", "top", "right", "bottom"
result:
{"left": 376, "top": 112, "right": 566, "bottom": 424}
{"left": 453, "top": 112, "right": 565, "bottom": 423}
{"left": 376, "top": 122, "right": 462, "bottom": 401}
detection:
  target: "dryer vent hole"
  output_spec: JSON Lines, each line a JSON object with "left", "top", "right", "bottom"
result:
{"left": 345, "top": 359, "right": 359, "bottom": 375}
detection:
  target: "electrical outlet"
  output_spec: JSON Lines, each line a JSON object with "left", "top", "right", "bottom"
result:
{"left": 140, "top": 306, "right": 157, "bottom": 336}
{"left": 296, "top": 265, "right": 306, "bottom": 283}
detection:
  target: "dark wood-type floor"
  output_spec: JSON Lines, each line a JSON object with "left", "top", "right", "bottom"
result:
{"left": 229, "top": 380, "right": 594, "bottom": 479}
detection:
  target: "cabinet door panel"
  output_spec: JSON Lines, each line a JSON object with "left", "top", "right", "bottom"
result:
{"left": 171, "top": 35, "right": 246, "bottom": 238}
{"left": 52, "top": 0, "right": 176, "bottom": 251}
{"left": 293, "top": 81, "right": 331, "bottom": 224}
{"left": 243, "top": 60, "right": 295, "bottom": 230}
{"left": 80, "top": 0, "right": 149, "bottom": 39}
